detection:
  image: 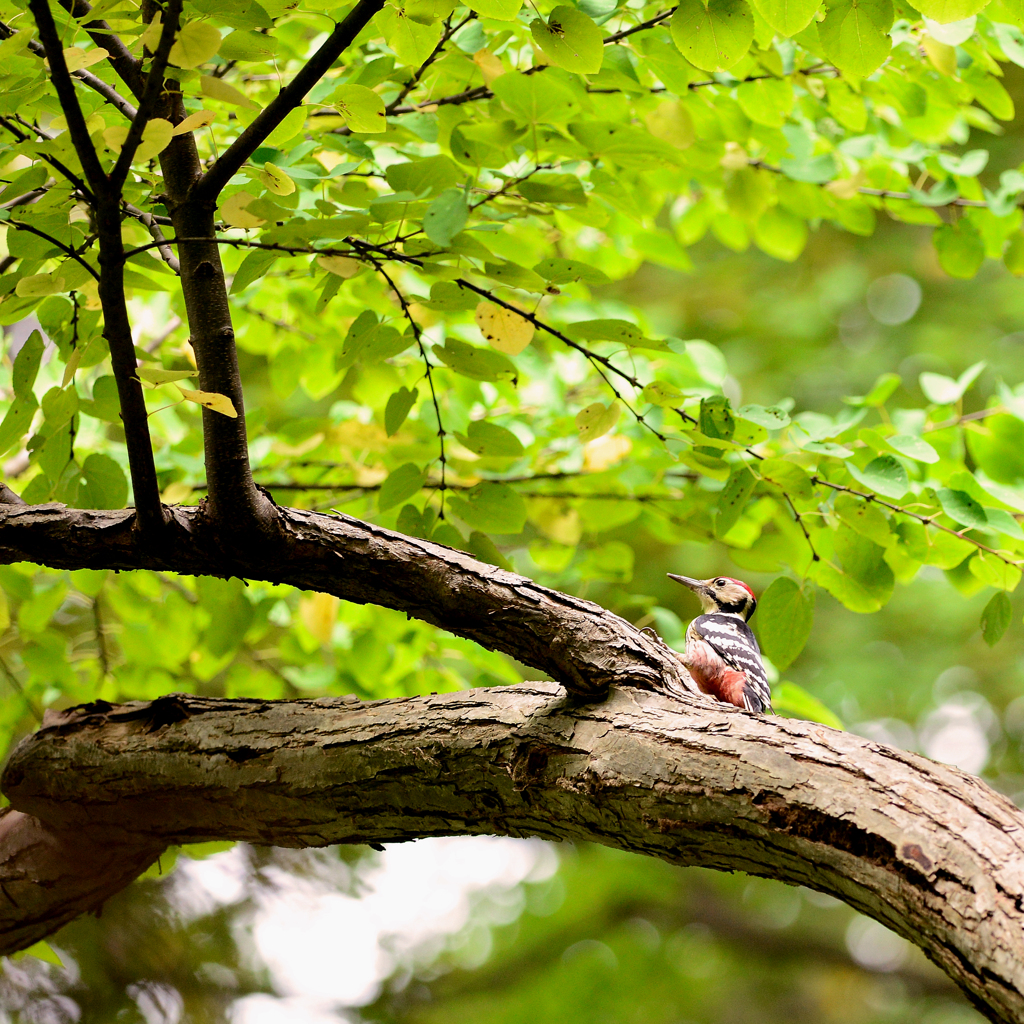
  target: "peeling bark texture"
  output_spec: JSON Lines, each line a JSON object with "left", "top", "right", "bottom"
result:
{"left": 0, "top": 503, "right": 694, "bottom": 698}
{"left": 4, "top": 684, "right": 1024, "bottom": 1023}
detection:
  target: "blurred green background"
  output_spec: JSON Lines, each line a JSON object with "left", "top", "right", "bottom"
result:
{"left": 10, "top": 74, "right": 1024, "bottom": 1024}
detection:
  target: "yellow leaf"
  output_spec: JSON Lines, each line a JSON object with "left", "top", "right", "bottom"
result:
{"left": 584, "top": 434, "right": 632, "bottom": 471}
{"left": 474, "top": 301, "right": 534, "bottom": 355}
{"left": 200, "top": 74, "right": 258, "bottom": 109}
{"left": 61, "top": 345, "right": 84, "bottom": 388}
{"left": 923, "top": 35, "right": 957, "bottom": 76}
{"left": 63, "top": 46, "right": 109, "bottom": 71}
{"left": 161, "top": 481, "right": 193, "bottom": 504}
{"left": 260, "top": 162, "right": 296, "bottom": 196}
{"left": 300, "top": 592, "right": 339, "bottom": 645}
{"left": 473, "top": 48, "right": 506, "bottom": 84}
{"left": 170, "top": 22, "right": 222, "bottom": 69}
{"left": 317, "top": 254, "right": 360, "bottom": 277}
{"left": 575, "top": 401, "right": 620, "bottom": 442}
{"left": 220, "top": 190, "right": 265, "bottom": 228}
{"left": 16, "top": 273, "right": 65, "bottom": 297}
{"left": 171, "top": 109, "right": 215, "bottom": 135}
{"left": 102, "top": 119, "right": 174, "bottom": 161}
{"left": 176, "top": 386, "right": 238, "bottom": 417}
{"left": 137, "top": 367, "right": 196, "bottom": 385}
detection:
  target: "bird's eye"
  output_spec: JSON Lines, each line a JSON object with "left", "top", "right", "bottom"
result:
{"left": 715, "top": 578, "right": 727, "bottom": 586}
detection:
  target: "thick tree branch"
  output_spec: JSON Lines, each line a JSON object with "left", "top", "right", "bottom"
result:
{"left": 109, "top": 0, "right": 182, "bottom": 188}
{"left": 0, "top": 503, "right": 689, "bottom": 698}
{"left": 2, "top": 683, "right": 1024, "bottom": 1024}
{"left": 191, "top": 0, "right": 385, "bottom": 204}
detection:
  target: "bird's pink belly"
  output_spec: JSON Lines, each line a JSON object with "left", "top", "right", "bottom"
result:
{"left": 684, "top": 640, "right": 749, "bottom": 709}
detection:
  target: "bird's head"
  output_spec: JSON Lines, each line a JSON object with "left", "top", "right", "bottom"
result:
{"left": 668, "top": 574, "right": 757, "bottom": 621}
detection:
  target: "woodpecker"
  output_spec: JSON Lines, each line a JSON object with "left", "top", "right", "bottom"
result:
{"left": 668, "top": 574, "right": 771, "bottom": 714}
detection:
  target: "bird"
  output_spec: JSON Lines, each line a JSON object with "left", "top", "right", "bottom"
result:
{"left": 667, "top": 574, "right": 771, "bottom": 713}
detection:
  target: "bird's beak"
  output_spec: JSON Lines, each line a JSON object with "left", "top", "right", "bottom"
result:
{"left": 667, "top": 574, "right": 704, "bottom": 592}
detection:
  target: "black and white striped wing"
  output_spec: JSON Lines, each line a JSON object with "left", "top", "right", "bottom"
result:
{"left": 693, "top": 612, "right": 772, "bottom": 712}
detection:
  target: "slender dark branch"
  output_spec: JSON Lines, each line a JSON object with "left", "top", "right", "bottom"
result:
{"left": 109, "top": 0, "right": 183, "bottom": 187}
{"left": 123, "top": 204, "right": 180, "bottom": 273}
{"left": 27, "top": 0, "right": 107, "bottom": 193}
{"left": 4, "top": 219, "right": 100, "bottom": 280}
{"left": 371, "top": 259, "right": 448, "bottom": 512}
{"left": 602, "top": 5, "right": 677, "bottom": 43}
{"left": 781, "top": 491, "right": 820, "bottom": 562}
{"left": 192, "top": 0, "right": 385, "bottom": 203}
{"left": 384, "top": 12, "right": 476, "bottom": 115}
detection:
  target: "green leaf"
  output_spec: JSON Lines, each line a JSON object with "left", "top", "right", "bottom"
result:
{"left": 491, "top": 73, "right": 581, "bottom": 124}
{"left": 715, "top": 465, "right": 756, "bottom": 538}
{"left": 833, "top": 492, "right": 891, "bottom": 546}
{"left": 466, "top": 530, "right": 513, "bottom": 570}
{"left": 379, "top": 463, "right": 427, "bottom": 512}
{"left": 834, "top": 524, "right": 895, "bottom": 603}
{"left": 531, "top": 6, "right": 604, "bottom": 74}
{"left": 197, "top": 576, "right": 254, "bottom": 657}
{"left": 919, "top": 361, "right": 985, "bottom": 404}
{"left": 230, "top": 249, "right": 277, "bottom": 293}
{"left": 565, "top": 318, "right": 649, "bottom": 347}
{"left": 218, "top": 28, "right": 277, "bottom": 61}
{"left": 915, "top": 0, "right": 988, "bottom": 21}
{"left": 534, "top": 258, "right": 609, "bottom": 286}
{"left": 981, "top": 590, "right": 1012, "bottom": 645}
{"left": 466, "top": 0, "right": 522, "bottom": 18}
{"left": 847, "top": 455, "right": 910, "bottom": 499}
{"left": 386, "top": 155, "right": 460, "bottom": 196}
{"left": 737, "top": 404, "right": 791, "bottom": 429}
{"left": 818, "top": 0, "right": 892, "bottom": 77}
{"left": 750, "top": 0, "right": 820, "bottom": 35}
{"left": 934, "top": 221, "right": 985, "bottom": 279}
{"left": 78, "top": 453, "right": 127, "bottom": 509}
{"left": 671, "top": 0, "right": 755, "bottom": 71}
{"left": 577, "top": 540, "right": 634, "bottom": 581}
{"left": 331, "top": 84, "right": 387, "bottom": 134}
{"left": 755, "top": 577, "right": 814, "bottom": 670}
{"left": 844, "top": 372, "right": 901, "bottom": 407}
{"left": 885, "top": 434, "right": 939, "bottom": 464}
{"left": 424, "top": 189, "right": 468, "bottom": 247}
{"left": 969, "top": 551, "right": 1022, "bottom": 592}
{"left": 759, "top": 458, "right": 813, "bottom": 501}
{"left": 448, "top": 482, "right": 527, "bottom": 533}
{"left": 0, "top": 394, "right": 37, "bottom": 456}
{"left": 754, "top": 208, "right": 808, "bottom": 262}
{"left": 378, "top": 5, "right": 443, "bottom": 66}
{"left": 937, "top": 488, "right": 988, "bottom": 530}
{"left": 12, "top": 330, "right": 44, "bottom": 399}
{"left": 772, "top": 682, "right": 844, "bottom": 729}
{"left": 11, "top": 941, "right": 63, "bottom": 967}
{"left": 434, "top": 339, "right": 519, "bottom": 382}
{"left": 456, "top": 419, "right": 525, "bottom": 457}
{"left": 576, "top": 401, "right": 621, "bottom": 442}
{"left": 699, "top": 395, "right": 735, "bottom": 440}
{"left": 385, "top": 387, "right": 418, "bottom": 436}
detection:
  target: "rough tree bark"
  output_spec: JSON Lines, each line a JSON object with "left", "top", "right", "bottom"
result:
{"left": 3, "top": 681, "right": 1024, "bottom": 1024}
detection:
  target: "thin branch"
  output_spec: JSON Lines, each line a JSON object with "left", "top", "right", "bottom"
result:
{"left": 384, "top": 12, "right": 475, "bottom": 116}
{"left": 371, "top": 258, "right": 449, "bottom": 514}
{"left": 123, "top": 204, "right": 180, "bottom": 273}
{"left": 781, "top": 491, "right": 820, "bottom": 562}
{"left": 602, "top": 5, "right": 677, "bottom": 44}
{"left": 192, "top": 0, "right": 385, "bottom": 204}
{"left": 27, "top": 0, "right": 107, "bottom": 194}
{"left": 109, "top": 0, "right": 183, "bottom": 188}
{"left": 4, "top": 219, "right": 100, "bottom": 280}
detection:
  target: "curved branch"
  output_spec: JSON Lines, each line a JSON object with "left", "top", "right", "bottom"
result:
{"left": 2, "top": 683, "right": 1024, "bottom": 1024}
